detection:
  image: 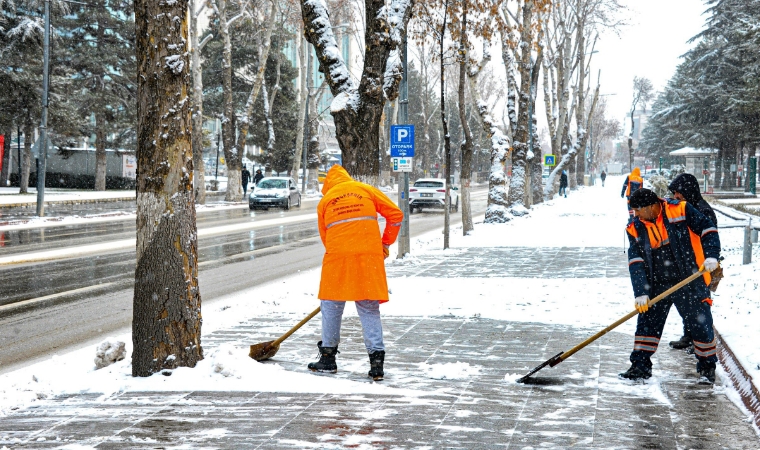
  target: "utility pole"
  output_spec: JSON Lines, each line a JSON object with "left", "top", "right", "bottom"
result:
{"left": 36, "top": 0, "right": 50, "bottom": 217}
{"left": 302, "top": 49, "right": 312, "bottom": 194}
{"left": 396, "top": 29, "right": 410, "bottom": 258}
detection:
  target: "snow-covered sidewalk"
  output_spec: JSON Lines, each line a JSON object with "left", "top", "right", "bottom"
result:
{"left": 0, "top": 187, "right": 136, "bottom": 206}
{"left": 0, "top": 176, "right": 758, "bottom": 447}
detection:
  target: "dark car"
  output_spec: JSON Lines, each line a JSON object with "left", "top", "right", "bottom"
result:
{"left": 249, "top": 177, "right": 301, "bottom": 210}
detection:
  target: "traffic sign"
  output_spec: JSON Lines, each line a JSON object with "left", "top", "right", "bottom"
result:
{"left": 390, "top": 125, "right": 415, "bottom": 157}
{"left": 544, "top": 155, "right": 556, "bottom": 166}
{"left": 392, "top": 157, "right": 413, "bottom": 172}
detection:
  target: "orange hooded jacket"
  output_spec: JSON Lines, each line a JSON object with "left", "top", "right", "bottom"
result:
{"left": 317, "top": 165, "right": 404, "bottom": 302}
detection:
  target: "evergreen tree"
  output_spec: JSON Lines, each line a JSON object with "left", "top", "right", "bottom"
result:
{"left": 60, "top": 0, "right": 136, "bottom": 190}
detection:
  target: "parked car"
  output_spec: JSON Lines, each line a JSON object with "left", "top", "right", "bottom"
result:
{"left": 249, "top": 177, "right": 301, "bottom": 210}
{"left": 409, "top": 178, "right": 459, "bottom": 213}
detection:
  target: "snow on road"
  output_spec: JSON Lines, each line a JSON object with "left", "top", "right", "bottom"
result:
{"left": 0, "top": 176, "right": 757, "bottom": 433}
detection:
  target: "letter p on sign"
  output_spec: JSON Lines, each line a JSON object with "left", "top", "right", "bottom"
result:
{"left": 397, "top": 128, "right": 408, "bottom": 142}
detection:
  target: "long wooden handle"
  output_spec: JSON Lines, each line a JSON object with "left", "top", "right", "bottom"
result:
{"left": 555, "top": 268, "right": 707, "bottom": 364}
{"left": 271, "top": 306, "right": 321, "bottom": 346}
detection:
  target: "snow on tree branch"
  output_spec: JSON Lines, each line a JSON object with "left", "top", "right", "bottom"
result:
{"left": 302, "top": 0, "right": 357, "bottom": 102}
{"left": 7, "top": 17, "right": 44, "bottom": 42}
{"left": 383, "top": 48, "right": 403, "bottom": 99}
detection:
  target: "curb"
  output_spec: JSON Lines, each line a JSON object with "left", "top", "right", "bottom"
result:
{"left": 0, "top": 196, "right": 136, "bottom": 209}
{"left": 715, "top": 326, "right": 760, "bottom": 431}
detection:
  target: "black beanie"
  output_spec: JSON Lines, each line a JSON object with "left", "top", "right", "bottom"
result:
{"left": 629, "top": 188, "right": 660, "bottom": 208}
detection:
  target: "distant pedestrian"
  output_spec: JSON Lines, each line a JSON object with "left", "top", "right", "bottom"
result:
{"left": 600, "top": 170, "right": 607, "bottom": 187}
{"left": 666, "top": 173, "right": 721, "bottom": 352}
{"left": 559, "top": 170, "right": 568, "bottom": 198}
{"left": 253, "top": 169, "right": 264, "bottom": 186}
{"left": 307, "top": 165, "right": 404, "bottom": 381}
{"left": 619, "top": 188, "right": 721, "bottom": 384}
{"left": 242, "top": 166, "right": 251, "bottom": 195}
{"left": 621, "top": 167, "right": 643, "bottom": 221}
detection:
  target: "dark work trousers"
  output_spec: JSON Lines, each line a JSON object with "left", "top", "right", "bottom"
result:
{"left": 630, "top": 282, "right": 717, "bottom": 372}
{"left": 243, "top": 182, "right": 249, "bottom": 195}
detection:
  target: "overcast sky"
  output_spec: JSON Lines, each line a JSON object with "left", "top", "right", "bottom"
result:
{"left": 593, "top": 0, "right": 708, "bottom": 123}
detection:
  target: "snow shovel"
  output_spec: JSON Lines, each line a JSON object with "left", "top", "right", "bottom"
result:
{"left": 249, "top": 306, "right": 321, "bottom": 361}
{"left": 516, "top": 267, "right": 709, "bottom": 383}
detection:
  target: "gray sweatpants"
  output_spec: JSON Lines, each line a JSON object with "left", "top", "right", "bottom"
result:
{"left": 320, "top": 300, "right": 384, "bottom": 353}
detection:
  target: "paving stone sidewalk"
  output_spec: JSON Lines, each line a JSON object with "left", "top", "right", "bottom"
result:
{"left": 1, "top": 246, "right": 759, "bottom": 449}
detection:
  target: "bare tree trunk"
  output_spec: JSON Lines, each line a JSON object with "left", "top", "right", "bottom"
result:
{"left": 233, "top": 2, "right": 278, "bottom": 192}
{"left": 19, "top": 121, "right": 32, "bottom": 194}
{"left": 568, "top": 152, "right": 577, "bottom": 189}
{"left": 190, "top": 0, "right": 206, "bottom": 204}
{"left": 262, "top": 83, "right": 276, "bottom": 164}
{"left": 307, "top": 87, "right": 320, "bottom": 191}
{"left": 215, "top": 0, "right": 240, "bottom": 201}
{"left": 714, "top": 143, "right": 723, "bottom": 189}
{"left": 1, "top": 125, "right": 11, "bottom": 185}
{"left": 132, "top": 0, "right": 203, "bottom": 377}
{"left": 507, "top": 0, "right": 534, "bottom": 215}
{"left": 531, "top": 118, "right": 543, "bottom": 205}
{"left": 94, "top": 113, "right": 107, "bottom": 191}
{"left": 379, "top": 101, "right": 393, "bottom": 187}
{"left": 441, "top": 2, "right": 451, "bottom": 249}
{"left": 300, "top": 0, "right": 412, "bottom": 185}
{"left": 292, "top": 35, "right": 308, "bottom": 179}
{"left": 458, "top": 2, "right": 473, "bottom": 235}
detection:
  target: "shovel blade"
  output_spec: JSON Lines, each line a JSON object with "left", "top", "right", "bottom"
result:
{"left": 515, "top": 352, "right": 564, "bottom": 384}
{"left": 249, "top": 340, "right": 280, "bottom": 361}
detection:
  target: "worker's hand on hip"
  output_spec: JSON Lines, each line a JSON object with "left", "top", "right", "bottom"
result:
{"left": 703, "top": 258, "right": 718, "bottom": 272}
{"left": 635, "top": 295, "right": 650, "bottom": 314}
{"left": 383, "top": 245, "right": 390, "bottom": 259}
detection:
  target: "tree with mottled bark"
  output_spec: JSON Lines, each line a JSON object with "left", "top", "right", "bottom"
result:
{"left": 300, "top": 0, "right": 413, "bottom": 184}
{"left": 132, "top": 0, "right": 203, "bottom": 377}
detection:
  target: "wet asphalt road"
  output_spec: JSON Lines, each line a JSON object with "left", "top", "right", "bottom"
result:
{"left": 0, "top": 189, "right": 489, "bottom": 374}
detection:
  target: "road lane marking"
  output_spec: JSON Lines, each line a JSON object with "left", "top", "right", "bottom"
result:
{"left": 0, "top": 213, "right": 317, "bottom": 266}
{"left": 0, "top": 281, "right": 124, "bottom": 316}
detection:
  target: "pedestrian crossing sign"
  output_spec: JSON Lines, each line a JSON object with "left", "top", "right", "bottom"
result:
{"left": 544, "top": 155, "right": 556, "bottom": 166}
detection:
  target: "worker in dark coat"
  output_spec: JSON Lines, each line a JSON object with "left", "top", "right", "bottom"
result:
{"left": 242, "top": 167, "right": 251, "bottom": 195}
{"left": 559, "top": 170, "right": 568, "bottom": 198}
{"left": 253, "top": 169, "right": 264, "bottom": 186}
{"left": 600, "top": 170, "right": 607, "bottom": 187}
{"left": 620, "top": 189, "right": 721, "bottom": 383}
{"left": 666, "top": 173, "right": 719, "bottom": 351}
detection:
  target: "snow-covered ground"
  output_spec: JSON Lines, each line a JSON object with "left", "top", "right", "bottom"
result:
{"left": 0, "top": 187, "right": 135, "bottom": 205}
{"left": 0, "top": 176, "right": 757, "bottom": 434}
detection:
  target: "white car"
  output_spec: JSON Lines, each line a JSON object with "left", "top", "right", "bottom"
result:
{"left": 409, "top": 178, "right": 459, "bottom": 213}
{"left": 249, "top": 177, "right": 301, "bottom": 210}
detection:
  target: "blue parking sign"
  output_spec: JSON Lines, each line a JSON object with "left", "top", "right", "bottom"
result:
{"left": 390, "top": 125, "right": 415, "bottom": 157}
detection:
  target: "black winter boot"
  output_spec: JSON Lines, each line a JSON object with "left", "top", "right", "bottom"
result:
{"left": 669, "top": 335, "right": 693, "bottom": 350}
{"left": 698, "top": 362, "right": 716, "bottom": 385}
{"left": 368, "top": 350, "right": 385, "bottom": 381}
{"left": 618, "top": 364, "right": 652, "bottom": 381}
{"left": 307, "top": 341, "right": 338, "bottom": 373}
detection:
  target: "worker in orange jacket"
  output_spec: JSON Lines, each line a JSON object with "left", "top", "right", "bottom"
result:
{"left": 308, "top": 165, "right": 404, "bottom": 381}
{"left": 621, "top": 167, "right": 643, "bottom": 221}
